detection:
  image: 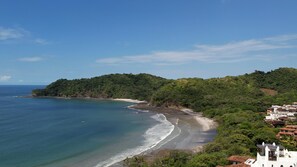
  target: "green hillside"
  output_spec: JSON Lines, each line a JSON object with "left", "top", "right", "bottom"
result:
{"left": 124, "top": 68, "right": 297, "bottom": 167}
{"left": 34, "top": 68, "right": 297, "bottom": 109}
{"left": 33, "top": 68, "right": 297, "bottom": 167}
{"left": 151, "top": 67, "right": 297, "bottom": 117}
{"left": 32, "top": 73, "right": 170, "bottom": 101}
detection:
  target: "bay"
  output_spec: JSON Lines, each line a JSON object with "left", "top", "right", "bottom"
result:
{"left": 0, "top": 86, "right": 170, "bottom": 167}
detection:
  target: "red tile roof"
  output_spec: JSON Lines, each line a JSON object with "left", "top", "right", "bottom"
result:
{"left": 278, "top": 132, "right": 294, "bottom": 136}
{"left": 227, "top": 156, "right": 251, "bottom": 163}
{"left": 286, "top": 125, "right": 297, "bottom": 129}
{"left": 280, "top": 128, "right": 295, "bottom": 132}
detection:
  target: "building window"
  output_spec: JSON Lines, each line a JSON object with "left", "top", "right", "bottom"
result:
{"left": 259, "top": 148, "right": 265, "bottom": 156}
{"left": 279, "top": 149, "right": 285, "bottom": 157}
{"left": 269, "top": 151, "right": 277, "bottom": 161}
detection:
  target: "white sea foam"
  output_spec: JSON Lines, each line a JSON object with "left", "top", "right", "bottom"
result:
{"left": 112, "top": 98, "right": 146, "bottom": 104}
{"left": 94, "top": 114, "right": 174, "bottom": 167}
{"left": 127, "top": 105, "right": 149, "bottom": 113}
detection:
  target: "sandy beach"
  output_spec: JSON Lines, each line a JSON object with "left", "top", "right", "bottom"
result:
{"left": 32, "top": 97, "right": 217, "bottom": 167}
{"left": 112, "top": 98, "right": 147, "bottom": 104}
{"left": 130, "top": 104, "right": 217, "bottom": 151}
{"left": 112, "top": 103, "right": 217, "bottom": 166}
{"left": 180, "top": 108, "right": 217, "bottom": 131}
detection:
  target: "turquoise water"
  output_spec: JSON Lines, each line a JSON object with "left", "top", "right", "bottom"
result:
{"left": 0, "top": 86, "right": 171, "bottom": 167}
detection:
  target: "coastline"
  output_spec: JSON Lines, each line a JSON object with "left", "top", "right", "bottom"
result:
{"left": 95, "top": 112, "right": 174, "bottom": 167}
{"left": 118, "top": 103, "right": 217, "bottom": 166}
{"left": 180, "top": 108, "right": 218, "bottom": 131}
{"left": 112, "top": 98, "right": 147, "bottom": 104}
{"left": 130, "top": 103, "right": 217, "bottom": 149}
{"left": 30, "top": 96, "right": 147, "bottom": 104}
{"left": 31, "top": 96, "right": 217, "bottom": 167}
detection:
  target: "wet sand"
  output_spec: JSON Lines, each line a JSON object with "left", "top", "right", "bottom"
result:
{"left": 130, "top": 104, "right": 217, "bottom": 152}
{"left": 111, "top": 103, "right": 217, "bottom": 166}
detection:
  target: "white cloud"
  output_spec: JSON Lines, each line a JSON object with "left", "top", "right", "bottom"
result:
{"left": 0, "top": 27, "right": 25, "bottom": 40}
{"left": 96, "top": 34, "right": 297, "bottom": 65}
{"left": 263, "top": 34, "right": 297, "bottom": 42}
{"left": 96, "top": 57, "right": 123, "bottom": 64}
{"left": 18, "top": 56, "right": 43, "bottom": 62}
{"left": 0, "top": 27, "right": 49, "bottom": 44}
{"left": 0, "top": 75, "right": 12, "bottom": 82}
{"left": 34, "top": 38, "right": 49, "bottom": 45}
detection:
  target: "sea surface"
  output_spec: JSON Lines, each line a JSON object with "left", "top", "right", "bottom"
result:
{"left": 0, "top": 85, "right": 173, "bottom": 167}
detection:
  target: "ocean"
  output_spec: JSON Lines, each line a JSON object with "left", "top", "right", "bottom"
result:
{"left": 0, "top": 85, "right": 174, "bottom": 167}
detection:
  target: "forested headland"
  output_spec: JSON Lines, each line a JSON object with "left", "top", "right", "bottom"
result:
{"left": 33, "top": 67, "right": 297, "bottom": 166}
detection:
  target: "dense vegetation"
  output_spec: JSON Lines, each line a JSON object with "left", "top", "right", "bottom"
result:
{"left": 151, "top": 67, "right": 297, "bottom": 116}
{"left": 33, "top": 67, "right": 297, "bottom": 166}
{"left": 32, "top": 73, "right": 170, "bottom": 101}
{"left": 124, "top": 110, "right": 279, "bottom": 167}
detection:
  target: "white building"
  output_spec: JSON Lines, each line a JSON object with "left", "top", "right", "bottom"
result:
{"left": 250, "top": 142, "right": 297, "bottom": 167}
{"left": 265, "top": 104, "right": 297, "bottom": 121}
{"left": 265, "top": 113, "right": 288, "bottom": 121}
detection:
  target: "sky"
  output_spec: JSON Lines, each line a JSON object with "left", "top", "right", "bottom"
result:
{"left": 0, "top": 0, "right": 297, "bottom": 85}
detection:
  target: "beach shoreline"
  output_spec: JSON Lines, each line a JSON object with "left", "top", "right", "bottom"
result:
{"left": 31, "top": 96, "right": 217, "bottom": 167}
{"left": 112, "top": 98, "right": 147, "bottom": 104}
{"left": 180, "top": 108, "right": 218, "bottom": 131}
{"left": 116, "top": 103, "right": 217, "bottom": 166}
{"left": 30, "top": 96, "right": 147, "bottom": 104}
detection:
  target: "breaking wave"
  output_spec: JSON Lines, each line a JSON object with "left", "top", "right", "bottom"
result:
{"left": 95, "top": 114, "right": 174, "bottom": 167}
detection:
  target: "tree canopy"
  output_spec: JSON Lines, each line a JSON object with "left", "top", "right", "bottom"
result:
{"left": 32, "top": 68, "right": 297, "bottom": 167}
{"left": 32, "top": 73, "right": 170, "bottom": 101}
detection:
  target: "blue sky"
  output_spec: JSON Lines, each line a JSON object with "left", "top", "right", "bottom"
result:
{"left": 0, "top": 0, "right": 297, "bottom": 85}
